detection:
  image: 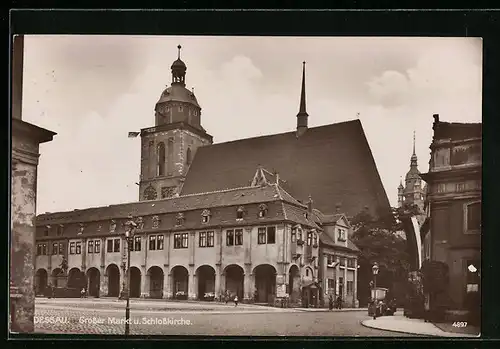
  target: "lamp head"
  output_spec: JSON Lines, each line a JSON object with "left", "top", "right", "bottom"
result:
{"left": 372, "top": 263, "right": 379, "bottom": 275}
{"left": 468, "top": 264, "right": 477, "bottom": 273}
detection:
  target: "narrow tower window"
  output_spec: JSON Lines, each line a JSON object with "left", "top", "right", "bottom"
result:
{"left": 157, "top": 142, "right": 166, "bottom": 176}
{"left": 167, "top": 138, "right": 174, "bottom": 176}
{"left": 186, "top": 147, "right": 192, "bottom": 165}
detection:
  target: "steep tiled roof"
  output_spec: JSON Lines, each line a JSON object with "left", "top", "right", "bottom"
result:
{"left": 181, "top": 119, "right": 390, "bottom": 218}
{"left": 319, "top": 233, "right": 360, "bottom": 253}
{"left": 312, "top": 209, "right": 349, "bottom": 226}
{"left": 282, "top": 203, "right": 320, "bottom": 230}
{"left": 37, "top": 184, "right": 301, "bottom": 225}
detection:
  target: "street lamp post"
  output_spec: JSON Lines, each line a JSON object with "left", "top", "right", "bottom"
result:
{"left": 372, "top": 263, "right": 379, "bottom": 320}
{"left": 124, "top": 214, "right": 137, "bottom": 336}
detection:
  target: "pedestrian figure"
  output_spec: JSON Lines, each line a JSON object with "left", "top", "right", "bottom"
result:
{"left": 336, "top": 295, "right": 342, "bottom": 309}
{"left": 47, "top": 284, "right": 52, "bottom": 299}
{"left": 225, "top": 291, "right": 229, "bottom": 304}
{"left": 328, "top": 295, "right": 334, "bottom": 311}
{"left": 234, "top": 295, "right": 239, "bottom": 307}
{"left": 81, "top": 287, "right": 86, "bottom": 298}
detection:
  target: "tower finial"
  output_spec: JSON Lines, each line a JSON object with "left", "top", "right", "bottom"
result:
{"left": 296, "top": 61, "right": 308, "bottom": 137}
{"left": 413, "top": 130, "right": 416, "bottom": 155}
{"left": 177, "top": 44, "right": 182, "bottom": 59}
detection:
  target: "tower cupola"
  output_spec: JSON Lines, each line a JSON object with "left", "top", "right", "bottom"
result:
{"left": 171, "top": 45, "right": 187, "bottom": 86}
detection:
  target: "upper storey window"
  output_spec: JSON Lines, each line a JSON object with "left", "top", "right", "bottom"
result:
{"left": 464, "top": 201, "right": 481, "bottom": 234}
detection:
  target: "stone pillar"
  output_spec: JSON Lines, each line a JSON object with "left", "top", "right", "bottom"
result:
{"left": 162, "top": 265, "right": 171, "bottom": 299}
{"left": 188, "top": 266, "right": 197, "bottom": 300}
{"left": 165, "top": 273, "right": 173, "bottom": 299}
{"left": 215, "top": 266, "right": 221, "bottom": 300}
{"left": 140, "top": 267, "right": 149, "bottom": 298}
{"left": 244, "top": 270, "right": 254, "bottom": 302}
{"left": 343, "top": 259, "right": 348, "bottom": 305}
{"left": 11, "top": 158, "right": 37, "bottom": 333}
{"left": 353, "top": 259, "right": 359, "bottom": 308}
{"left": 11, "top": 108, "right": 55, "bottom": 333}
{"left": 335, "top": 256, "right": 340, "bottom": 296}
{"left": 119, "top": 262, "right": 126, "bottom": 298}
{"left": 100, "top": 266, "right": 108, "bottom": 297}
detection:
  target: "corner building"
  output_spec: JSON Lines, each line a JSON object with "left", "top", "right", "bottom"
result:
{"left": 34, "top": 47, "right": 391, "bottom": 307}
{"left": 420, "top": 114, "right": 481, "bottom": 311}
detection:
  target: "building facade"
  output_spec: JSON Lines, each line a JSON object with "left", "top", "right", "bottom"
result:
{"left": 34, "top": 179, "right": 358, "bottom": 307}
{"left": 316, "top": 212, "right": 359, "bottom": 308}
{"left": 11, "top": 35, "right": 56, "bottom": 333}
{"left": 420, "top": 114, "right": 481, "bottom": 310}
{"left": 31, "top": 46, "right": 394, "bottom": 308}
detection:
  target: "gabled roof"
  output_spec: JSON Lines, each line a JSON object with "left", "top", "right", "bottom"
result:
{"left": 37, "top": 184, "right": 304, "bottom": 225}
{"left": 311, "top": 209, "right": 353, "bottom": 227}
{"left": 181, "top": 119, "right": 390, "bottom": 218}
{"left": 319, "top": 233, "right": 360, "bottom": 253}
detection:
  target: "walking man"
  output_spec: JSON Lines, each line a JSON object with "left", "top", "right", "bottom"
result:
{"left": 234, "top": 295, "right": 239, "bottom": 307}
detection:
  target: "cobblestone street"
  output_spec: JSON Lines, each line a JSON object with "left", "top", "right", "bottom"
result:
{"left": 34, "top": 298, "right": 419, "bottom": 336}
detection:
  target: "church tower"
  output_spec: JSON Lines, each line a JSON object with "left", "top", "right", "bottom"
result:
{"left": 138, "top": 45, "right": 213, "bottom": 201}
{"left": 398, "top": 132, "right": 426, "bottom": 224}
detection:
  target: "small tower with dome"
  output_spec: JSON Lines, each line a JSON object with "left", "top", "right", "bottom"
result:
{"left": 138, "top": 45, "right": 213, "bottom": 201}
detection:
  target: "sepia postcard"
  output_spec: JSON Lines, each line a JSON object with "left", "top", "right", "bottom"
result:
{"left": 10, "top": 34, "right": 482, "bottom": 338}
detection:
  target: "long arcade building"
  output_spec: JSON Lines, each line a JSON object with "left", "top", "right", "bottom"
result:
{"left": 35, "top": 176, "right": 359, "bottom": 307}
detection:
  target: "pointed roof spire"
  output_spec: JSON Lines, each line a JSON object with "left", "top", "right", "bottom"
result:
{"left": 412, "top": 130, "right": 416, "bottom": 155}
{"left": 410, "top": 130, "right": 418, "bottom": 169}
{"left": 177, "top": 44, "right": 182, "bottom": 59}
{"left": 297, "top": 61, "right": 308, "bottom": 118}
{"left": 296, "top": 61, "right": 309, "bottom": 137}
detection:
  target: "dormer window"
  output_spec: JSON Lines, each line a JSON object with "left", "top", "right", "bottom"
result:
{"left": 338, "top": 228, "right": 347, "bottom": 242}
{"left": 110, "top": 220, "right": 116, "bottom": 233}
{"left": 136, "top": 217, "right": 144, "bottom": 230}
{"left": 44, "top": 225, "right": 50, "bottom": 237}
{"left": 78, "top": 223, "right": 85, "bottom": 235}
{"left": 152, "top": 215, "right": 161, "bottom": 229}
{"left": 201, "top": 209, "right": 211, "bottom": 224}
{"left": 236, "top": 206, "right": 245, "bottom": 220}
{"left": 176, "top": 212, "right": 185, "bottom": 226}
{"left": 57, "top": 224, "right": 64, "bottom": 236}
{"left": 258, "top": 204, "right": 268, "bottom": 218}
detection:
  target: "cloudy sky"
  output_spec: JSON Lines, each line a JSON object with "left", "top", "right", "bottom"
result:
{"left": 21, "top": 36, "right": 482, "bottom": 214}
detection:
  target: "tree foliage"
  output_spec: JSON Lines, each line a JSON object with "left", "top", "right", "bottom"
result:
{"left": 351, "top": 203, "right": 421, "bottom": 303}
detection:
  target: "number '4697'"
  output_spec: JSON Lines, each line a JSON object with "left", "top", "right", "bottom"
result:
{"left": 452, "top": 322, "right": 468, "bottom": 327}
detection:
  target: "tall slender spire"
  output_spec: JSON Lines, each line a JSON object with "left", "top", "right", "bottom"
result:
{"left": 412, "top": 130, "right": 416, "bottom": 155}
{"left": 410, "top": 130, "right": 418, "bottom": 167}
{"left": 298, "top": 61, "right": 308, "bottom": 118}
{"left": 296, "top": 61, "right": 309, "bottom": 137}
{"left": 177, "top": 44, "right": 182, "bottom": 59}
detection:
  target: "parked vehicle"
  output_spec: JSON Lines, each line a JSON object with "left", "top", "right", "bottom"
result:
{"left": 368, "top": 287, "right": 396, "bottom": 317}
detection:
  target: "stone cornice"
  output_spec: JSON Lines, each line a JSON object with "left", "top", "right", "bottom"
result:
{"left": 12, "top": 118, "right": 56, "bottom": 144}
{"left": 12, "top": 147, "right": 40, "bottom": 166}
